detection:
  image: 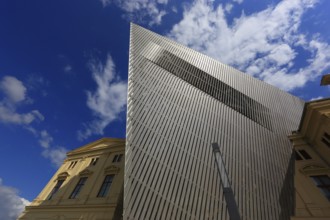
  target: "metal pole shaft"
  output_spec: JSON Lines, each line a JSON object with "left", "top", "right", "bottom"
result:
{"left": 212, "top": 143, "right": 241, "bottom": 220}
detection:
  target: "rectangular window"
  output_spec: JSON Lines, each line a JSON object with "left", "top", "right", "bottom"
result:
{"left": 117, "top": 154, "right": 123, "bottom": 162}
{"left": 68, "top": 161, "right": 77, "bottom": 169}
{"left": 311, "top": 175, "right": 330, "bottom": 201}
{"left": 294, "top": 151, "right": 303, "bottom": 160}
{"left": 298, "top": 150, "right": 312, "bottom": 160}
{"left": 322, "top": 132, "right": 330, "bottom": 147}
{"left": 324, "top": 132, "right": 330, "bottom": 140}
{"left": 322, "top": 138, "right": 330, "bottom": 147}
{"left": 97, "top": 175, "right": 114, "bottom": 197}
{"left": 69, "top": 177, "right": 88, "bottom": 199}
{"left": 112, "top": 154, "right": 123, "bottom": 163}
{"left": 89, "top": 158, "right": 99, "bottom": 166}
{"left": 143, "top": 45, "right": 272, "bottom": 130}
{"left": 48, "top": 179, "right": 65, "bottom": 200}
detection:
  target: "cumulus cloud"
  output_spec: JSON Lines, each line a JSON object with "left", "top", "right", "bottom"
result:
{"left": 100, "top": 0, "right": 168, "bottom": 25}
{"left": 0, "top": 75, "right": 66, "bottom": 167}
{"left": 168, "top": 0, "right": 330, "bottom": 91}
{"left": 0, "top": 107, "right": 43, "bottom": 125}
{"left": 42, "top": 147, "right": 67, "bottom": 167}
{"left": 0, "top": 76, "right": 44, "bottom": 125}
{"left": 34, "top": 130, "right": 67, "bottom": 167}
{"left": 0, "top": 178, "right": 30, "bottom": 220}
{"left": 38, "top": 130, "right": 54, "bottom": 149}
{"left": 78, "top": 54, "right": 127, "bottom": 140}
{"left": 0, "top": 76, "right": 26, "bottom": 103}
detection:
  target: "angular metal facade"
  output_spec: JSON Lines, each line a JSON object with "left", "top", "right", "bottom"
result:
{"left": 125, "top": 23, "right": 304, "bottom": 220}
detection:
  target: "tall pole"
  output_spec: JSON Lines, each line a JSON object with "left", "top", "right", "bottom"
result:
{"left": 212, "top": 142, "right": 241, "bottom": 220}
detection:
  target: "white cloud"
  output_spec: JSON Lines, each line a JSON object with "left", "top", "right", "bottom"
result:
{"left": 233, "top": 0, "right": 244, "bottom": 4}
{"left": 33, "top": 129, "right": 67, "bottom": 167}
{"left": 42, "top": 147, "right": 67, "bottom": 167}
{"left": 26, "top": 75, "right": 49, "bottom": 97}
{"left": 172, "top": 6, "right": 178, "bottom": 13}
{"left": 0, "top": 76, "right": 44, "bottom": 125}
{"left": 64, "top": 65, "right": 72, "bottom": 73}
{"left": 0, "top": 76, "right": 66, "bottom": 166}
{"left": 224, "top": 3, "right": 233, "bottom": 13}
{"left": 38, "top": 130, "right": 53, "bottom": 149}
{"left": 100, "top": 0, "right": 168, "bottom": 25}
{"left": 0, "top": 76, "right": 26, "bottom": 103}
{"left": 168, "top": 0, "right": 330, "bottom": 91}
{"left": 0, "top": 178, "right": 30, "bottom": 220}
{"left": 78, "top": 54, "right": 127, "bottom": 140}
{"left": 0, "top": 107, "right": 43, "bottom": 125}
{"left": 310, "top": 96, "right": 323, "bottom": 101}
{"left": 26, "top": 75, "right": 48, "bottom": 90}
{"left": 267, "top": 44, "right": 296, "bottom": 67}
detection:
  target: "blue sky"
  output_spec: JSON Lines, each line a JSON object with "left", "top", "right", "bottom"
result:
{"left": 0, "top": 0, "right": 329, "bottom": 219}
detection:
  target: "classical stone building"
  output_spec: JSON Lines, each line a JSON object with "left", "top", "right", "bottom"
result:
{"left": 289, "top": 98, "right": 330, "bottom": 220}
{"left": 18, "top": 138, "right": 125, "bottom": 220}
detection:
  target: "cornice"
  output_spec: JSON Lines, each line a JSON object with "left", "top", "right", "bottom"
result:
{"left": 66, "top": 137, "right": 125, "bottom": 157}
{"left": 104, "top": 165, "right": 120, "bottom": 174}
{"left": 79, "top": 169, "right": 93, "bottom": 176}
{"left": 25, "top": 203, "right": 117, "bottom": 210}
{"left": 299, "top": 163, "right": 330, "bottom": 175}
{"left": 297, "top": 98, "right": 330, "bottom": 133}
{"left": 57, "top": 172, "right": 70, "bottom": 180}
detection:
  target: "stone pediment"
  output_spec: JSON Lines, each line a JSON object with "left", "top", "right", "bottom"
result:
{"left": 67, "top": 138, "right": 125, "bottom": 156}
{"left": 104, "top": 165, "right": 120, "bottom": 174}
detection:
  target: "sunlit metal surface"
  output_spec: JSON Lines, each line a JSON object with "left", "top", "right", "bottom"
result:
{"left": 124, "top": 23, "right": 304, "bottom": 220}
